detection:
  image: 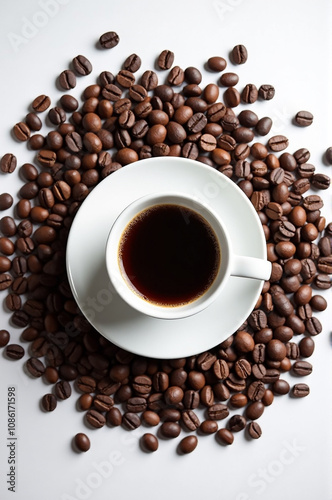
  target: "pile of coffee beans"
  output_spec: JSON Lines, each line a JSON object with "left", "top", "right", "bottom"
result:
{"left": 0, "top": 32, "right": 331, "bottom": 454}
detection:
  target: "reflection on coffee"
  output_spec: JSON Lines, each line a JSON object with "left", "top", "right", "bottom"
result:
{"left": 118, "top": 204, "right": 221, "bottom": 306}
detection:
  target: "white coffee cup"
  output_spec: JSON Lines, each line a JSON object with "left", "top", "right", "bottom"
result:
{"left": 105, "top": 192, "right": 271, "bottom": 320}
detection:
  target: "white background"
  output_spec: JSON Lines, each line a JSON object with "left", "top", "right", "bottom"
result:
{"left": 0, "top": 0, "right": 331, "bottom": 499}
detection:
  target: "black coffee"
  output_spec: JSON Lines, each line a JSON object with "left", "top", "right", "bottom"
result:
{"left": 118, "top": 204, "right": 221, "bottom": 306}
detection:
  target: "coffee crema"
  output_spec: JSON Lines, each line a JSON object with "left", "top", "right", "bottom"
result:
{"left": 118, "top": 204, "right": 221, "bottom": 307}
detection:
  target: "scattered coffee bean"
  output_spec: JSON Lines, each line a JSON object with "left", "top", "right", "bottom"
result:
{"left": 5, "top": 344, "right": 25, "bottom": 360}
{"left": 141, "top": 433, "right": 159, "bottom": 452}
{"left": 247, "top": 421, "right": 262, "bottom": 439}
{"left": 157, "top": 50, "right": 174, "bottom": 70}
{"left": 295, "top": 111, "right": 313, "bottom": 127}
{"left": 72, "top": 55, "right": 92, "bottom": 76}
{"left": 0, "top": 329, "right": 10, "bottom": 347}
{"left": 59, "top": 70, "right": 76, "bottom": 90}
{"left": 178, "top": 435, "right": 198, "bottom": 454}
{"left": 1, "top": 153, "right": 17, "bottom": 173}
{"left": 42, "top": 393, "right": 57, "bottom": 412}
{"left": 216, "top": 428, "right": 234, "bottom": 445}
{"left": 74, "top": 433, "right": 90, "bottom": 452}
{"left": 231, "top": 44, "right": 248, "bottom": 64}
{"left": 99, "top": 31, "right": 119, "bottom": 49}
{"left": 292, "top": 383, "right": 310, "bottom": 397}
{"left": 0, "top": 193, "right": 13, "bottom": 210}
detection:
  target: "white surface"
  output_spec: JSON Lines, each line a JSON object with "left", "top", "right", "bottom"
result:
{"left": 67, "top": 158, "right": 267, "bottom": 356}
{"left": 0, "top": 0, "right": 331, "bottom": 499}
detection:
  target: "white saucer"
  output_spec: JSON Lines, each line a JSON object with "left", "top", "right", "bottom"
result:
{"left": 66, "top": 157, "right": 267, "bottom": 359}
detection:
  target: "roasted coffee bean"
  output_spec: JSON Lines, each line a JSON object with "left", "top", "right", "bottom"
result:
{"left": 160, "top": 421, "right": 181, "bottom": 438}
{"left": 311, "top": 173, "right": 330, "bottom": 190}
{"left": 122, "top": 412, "right": 141, "bottom": 430}
{"left": 1, "top": 153, "right": 17, "bottom": 173}
{"left": 107, "top": 407, "right": 122, "bottom": 426}
{"left": 0, "top": 193, "right": 13, "bottom": 211}
{"left": 247, "top": 421, "right": 262, "bottom": 439}
{"left": 126, "top": 396, "right": 147, "bottom": 413}
{"left": 232, "top": 44, "right": 248, "bottom": 64}
{"left": 158, "top": 50, "right": 174, "bottom": 70}
{"left": 268, "top": 135, "right": 289, "bottom": 152}
{"left": 255, "top": 117, "right": 272, "bottom": 136}
{"left": 181, "top": 410, "right": 200, "bottom": 430}
{"left": 228, "top": 414, "right": 246, "bottom": 432}
{"left": 295, "top": 111, "right": 313, "bottom": 126}
{"left": 59, "top": 70, "right": 76, "bottom": 90}
{"left": 99, "top": 31, "right": 119, "bottom": 49}
{"left": 207, "top": 403, "right": 229, "bottom": 420}
{"left": 292, "top": 360, "right": 312, "bottom": 376}
{"left": 219, "top": 72, "right": 239, "bottom": 87}
{"left": 86, "top": 409, "right": 106, "bottom": 428}
{"left": 0, "top": 329, "right": 10, "bottom": 347}
{"left": 200, "top": 420, "right": 218, "bottom": 434}
{"left": 259, "top": 84, "right": 275, "bottom": 100}
{"left": 207, "top": 56, "right": 227, "bottom": 71}
{"left": 241, "top": 83, "right": 258, "bottom": 103}
{"left": 292, "top": 383, "right": 310, "bottom": 397}
{"left": 55, "top": 380, "right": 72, "bottom": 400}
{"left": 13, "top": 122, "right": 30, "bottom": 141}
{"left": 74, "top": 433, "right": 90, "bottom": 452}
{"left": 5, "top": 344, "right": 25, "bottom": 360}
{"left": 178, "top": 435, "right": 198, "bottom": 454}
{"left": 142, "top": 411, "right": 160, "bottom": 427}
{"left": 272, "top": 379, "right": 290, "bottom": 395}
{"left": 26, "top": 357, "right": 45, "bottom": 377}
{"left": 141, "top": 433, "right": 158, "bottom": 452}
{"left": 32, "top": 94, "right": 51, "bottom": 112}
{"left": 216, "top": 428, "right": 234, "bottom": 445}
{"left": 247, "top": 380, "right": 265, "bottom": 401}
{"left": 72, "top": 55, "right": 92, "bottom": 75}
{"left": 42, "top": 393, "right": 57, "bottom": 412}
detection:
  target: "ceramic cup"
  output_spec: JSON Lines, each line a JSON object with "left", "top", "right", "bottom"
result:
{"left": 105, "top": 192, "right": 271, "bottom": 320}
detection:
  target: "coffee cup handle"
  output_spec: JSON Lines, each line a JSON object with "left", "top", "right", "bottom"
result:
{"left": 231, "top": 255, "right": 272, "bottom": 281}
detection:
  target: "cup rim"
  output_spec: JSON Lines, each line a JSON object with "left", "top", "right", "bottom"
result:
{"left": 105, "top": 192, "right": 232, "bottom": 320}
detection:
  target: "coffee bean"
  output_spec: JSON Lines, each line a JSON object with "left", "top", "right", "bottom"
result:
{"left": 292, "top": 383, "right": 310, "bottom": 397}
{"left": 207, "top": 56, "right": 227, "bottom": 72}
{"left": 13, "top": 122, "right": 30, "bottom": 141}
{"left": 74, "top": 433, "right": 90, "bottom": 452}
{"left": 292, "top": 360, "right": 312, "bottom": 376}
{"left": 259, "top": 84, "right": 275, "bottom": 100}
{"left": 59, "top": 70, "right": 76, "bottom": 90}
{"left": 181, "top": 410, "right": 200, "bottom": 430}
{"left": 26, "top": 357, "right": 45, "bottom": 377}
{"left": 157, "top": 50, "right": 174, "bottom": 70}
{"left": 228, "top": 414, "right": 246, "bottom": 432}
{"left": 141, "top": 433, "right": 158, "bottom": 452}
{"left": 0, "top": 329, "right": 10, "bottom": 347}
{"left": 241, "top": 83, "right": 258, "bottom": 103}
{"left": 42, "top": 393, "right": 57, "bottom": 412}
{"left": 1, "top": 153, "right": 17, "bottom": 173}
{"left": 5, "top": 344, "right": 25, "bottom": 360}
{"left": 178, "top": 435, "right": 198, "bottom": 454}
{"left": 160, "top": 421, "right": 181, "bottom": 438}
{"left": 200, "top": 420, "right": 218, "bottom": 434}
{"left": 86, "top": 409, "right": 106, "bottom": 428}
{"left": 219, "top": 72, "right": 239, "bottom": 87}
{"left": 32, "top": 94, "right": 51, "bottom": 112}
{"left": 232, "top": 44, "right": 248, "bottom": 64}
{"left": 247, "top": 421, "right": 262, "bottom": 439}
{"left": 99, "top": 31, "right": 119, "bottom": 49}
{"left": 217, "top": 428, "right": 234, "bottom": 445}
{"left": 0, "top": 193, "right": 13, "bottom": 211}
{"left": 207, "top": 403, "right": 229, "bottom": 420}
{"left": 123, "top": 54, "right": 141, "bottom": 73}
{"left": 122, "top": 412, "right": 141, "bottom": 430}
{"left": 295, "top": 111, "right": 313, "bottom": 126}
{"left": 268, "top": 135, "right": 289, "bottom": 152}
{"left": 55, "top": 380, "right": 72, "bottom": 400}
{"left": 72, "top": 55, "right": 92, "bottom": 76}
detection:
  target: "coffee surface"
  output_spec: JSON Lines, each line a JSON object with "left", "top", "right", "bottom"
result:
{"left": 118, "top": 204, "right": 221, "bottom": 306}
